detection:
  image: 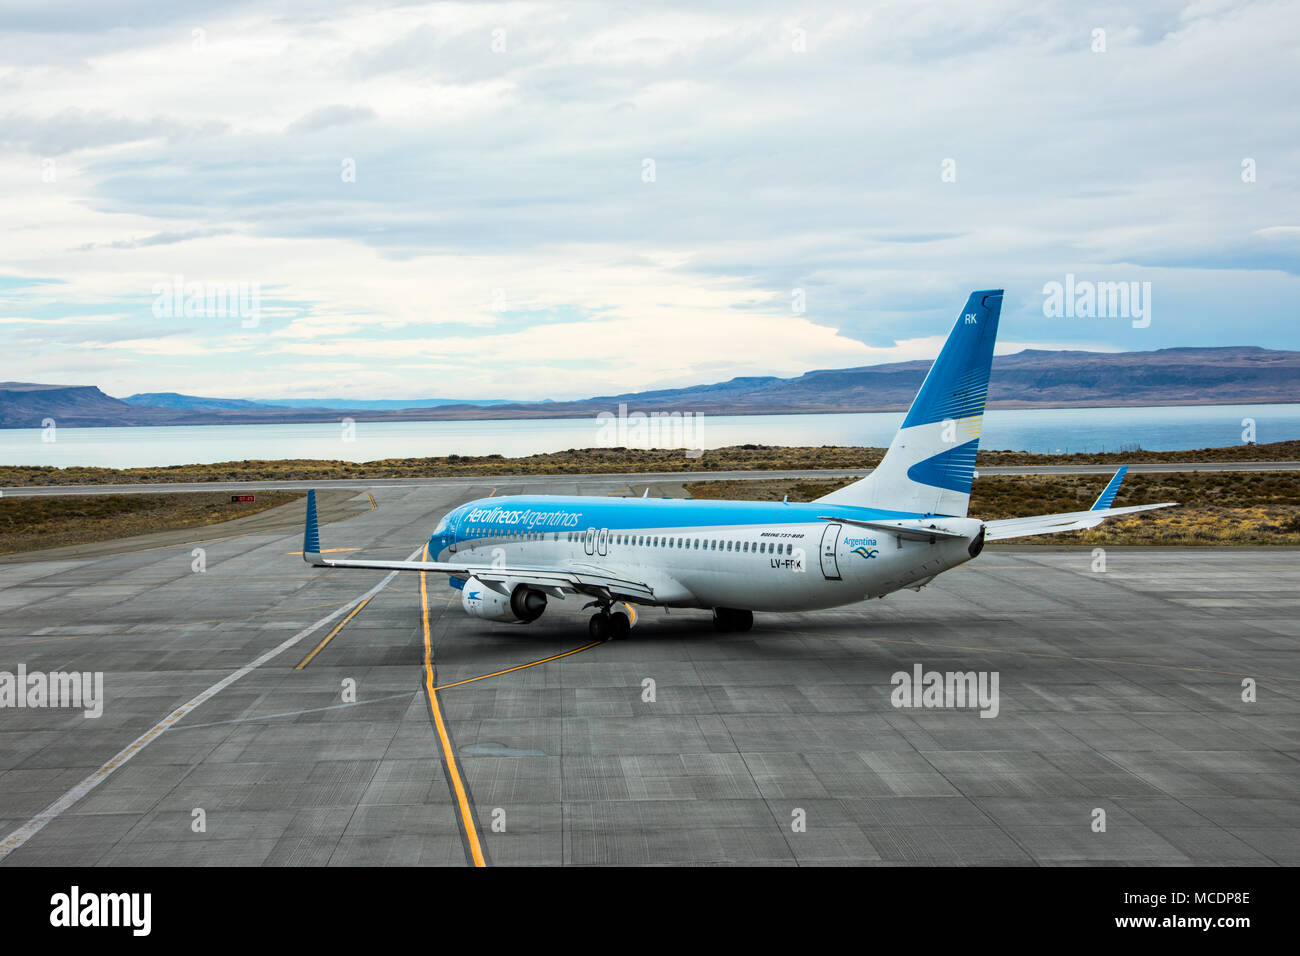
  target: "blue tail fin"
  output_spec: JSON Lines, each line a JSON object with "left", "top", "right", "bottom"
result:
{"left": 1091, "top": 466, "right": 1128, "bottom": 510}
{"left": 816, "top": 289, "right": 1003, "bottom": 517}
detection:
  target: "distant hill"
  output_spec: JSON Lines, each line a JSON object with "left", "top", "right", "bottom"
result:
{"left": 122, "top": 393, "right": 514, "bottom": 411}
{"left": 123, "top": 393, "right": 285, "bottom": 411}
{"left": 4, "top": 346, "right": 1299, "bottom": 428}
{"left": 252, "top": 397, "right": 514, "bottom": 410}
{"left": 0, "top": 383, "right": 158, "bottom": 429}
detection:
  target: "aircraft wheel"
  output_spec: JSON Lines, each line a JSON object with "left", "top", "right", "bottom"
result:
{"left": 608, "top": 611, "right": 631, "bottom": 641}
{"left": 712, "top": 609, "right": 733, "bottom": 633}
{"left": 589, "top": 613, "right": 610, "bottom": 642}
{"left": 734, "top": 609, "right": 754, "bottom": 632}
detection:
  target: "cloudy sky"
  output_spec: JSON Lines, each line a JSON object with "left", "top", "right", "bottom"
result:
{"left": 2, "top": 0, "right": 1297, "bottom": 401}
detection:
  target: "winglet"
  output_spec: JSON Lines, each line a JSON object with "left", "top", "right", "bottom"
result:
{"left": 303, "top": 489, "right": 323, "bottom": 564}
{"left": 1092, "top": 466, "right": 1128, "bottom": 511}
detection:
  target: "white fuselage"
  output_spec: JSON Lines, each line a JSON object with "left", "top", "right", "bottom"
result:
{"left": 434, "top": 496, "right": 982, "bottom": 612}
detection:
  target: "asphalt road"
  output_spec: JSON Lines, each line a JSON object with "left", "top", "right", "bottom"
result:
{"left": 0, "top": 476, "right": 1296, "bottom": 865}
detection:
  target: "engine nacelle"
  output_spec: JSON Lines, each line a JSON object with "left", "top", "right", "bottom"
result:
{"left": 460, "top": 577, "right": 548, "bottom": 623}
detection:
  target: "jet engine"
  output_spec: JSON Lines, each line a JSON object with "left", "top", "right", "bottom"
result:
{"left": 460, "top": 577, "right": 548, "bottom": 623}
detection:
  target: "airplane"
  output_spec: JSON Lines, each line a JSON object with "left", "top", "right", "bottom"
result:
{"left": 300, "top": 289, "right": 1176, "bottom": 640}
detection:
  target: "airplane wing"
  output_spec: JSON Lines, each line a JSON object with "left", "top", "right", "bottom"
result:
{"left": 299, "top": 491, "right": 656, "bottom": 602}
{"left": 983, "top": 466, "right": 1176, "bottom": 541}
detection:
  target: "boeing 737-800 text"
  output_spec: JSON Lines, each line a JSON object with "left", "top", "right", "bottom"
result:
{"left": 299, "top": 289, "right": 1176, "bottom": 640}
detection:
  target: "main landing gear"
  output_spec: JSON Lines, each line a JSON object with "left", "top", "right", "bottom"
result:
{"left": 712, "top": 607, "right": 753, "bottom": 633}
{"left": 586, "top": 601, "right": 631, "bottom": 641}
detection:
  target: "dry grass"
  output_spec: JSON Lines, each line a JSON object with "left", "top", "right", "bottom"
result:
{"left": 0, "top": 491, "right": 303, "bottom": 555}
{"left": 684, "top": 472, "right": 1300, "bottom": 546}
{"left": 1, "top": 439, "right": 1296, "bottom": 487}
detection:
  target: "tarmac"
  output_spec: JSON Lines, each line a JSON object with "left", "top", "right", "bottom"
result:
{"left": 0, "top": 476, "right": 1296, "bottom": 866}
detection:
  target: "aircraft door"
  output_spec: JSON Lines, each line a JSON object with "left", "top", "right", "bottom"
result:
{"left": 819, "top": 523, "right": 842, "bottom": 580}
{"left": 584, "top": 527, "right": 596, "bottom": 555}
{"left": 597, "top": 528, "right": 609, "bottom": 556}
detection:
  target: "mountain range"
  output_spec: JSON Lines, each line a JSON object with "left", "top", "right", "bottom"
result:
{"left": 3, "top": 346, "right": 1298, "bottom": 429}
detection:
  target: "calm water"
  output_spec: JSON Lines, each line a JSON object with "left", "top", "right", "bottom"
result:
{"left": 3, "top": 404, "right": 1297, "bottom": 469}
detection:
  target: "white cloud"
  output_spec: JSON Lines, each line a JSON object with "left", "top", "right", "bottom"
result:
{"left": 1, "top": 0, "right": 1296, "bottom": 400}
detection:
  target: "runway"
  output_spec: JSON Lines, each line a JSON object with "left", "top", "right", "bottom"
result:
{"left": 1, "top": 476, "right": 1296, "bottom": 865}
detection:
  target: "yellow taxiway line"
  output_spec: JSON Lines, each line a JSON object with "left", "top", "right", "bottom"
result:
{"left": 420, "top": 547, "right": 487, "bottom": 867}
{"left": 434, "top": 640, "right": 603, "bottom": 691}
{"left": 295, "top": 595, "right": 374, "bottom": 669}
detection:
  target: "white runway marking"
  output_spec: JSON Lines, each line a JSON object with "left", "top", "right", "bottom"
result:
{"left": 170, "top": 691, "right": 418, "bottom": 731}
{"left": 0, "top": 547, "right": 421, "bottom": 863}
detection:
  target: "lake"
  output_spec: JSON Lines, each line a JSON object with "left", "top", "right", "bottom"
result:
{"left": 3, "top": 404, "right": 1297, "bottom": 469}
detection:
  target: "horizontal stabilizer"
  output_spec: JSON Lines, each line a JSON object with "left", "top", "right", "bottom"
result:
{"left": 817, "top": 515, "right": 970, "bottom": 541}
{"left": 983, "top": 502, "right": 1176, "bottom": 541}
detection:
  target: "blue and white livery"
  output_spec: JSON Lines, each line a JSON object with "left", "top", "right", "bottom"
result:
{"left": 301, "top": 290, "right": 1176, "bottom": 639}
